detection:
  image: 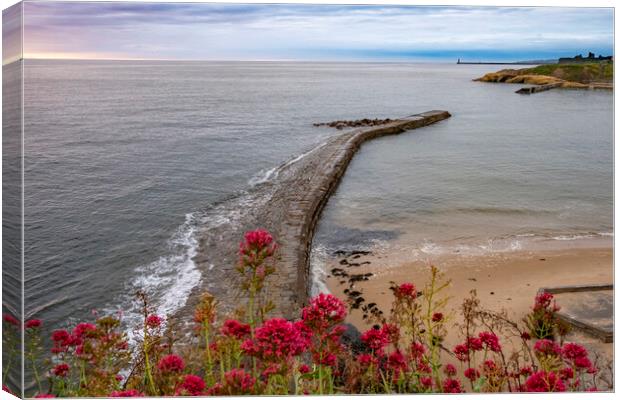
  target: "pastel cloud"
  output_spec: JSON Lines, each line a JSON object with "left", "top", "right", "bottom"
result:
{"left": 23, "top": 2, "right": 614, "bottom": 61}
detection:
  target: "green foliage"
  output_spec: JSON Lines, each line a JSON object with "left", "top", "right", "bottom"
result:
{"left": 523, "top": 62, "right": 613, "bottom": 83}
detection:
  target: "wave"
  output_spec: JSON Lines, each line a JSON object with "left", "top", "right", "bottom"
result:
{"left": 112, "top": 213, "right": 201, "bottom": 342}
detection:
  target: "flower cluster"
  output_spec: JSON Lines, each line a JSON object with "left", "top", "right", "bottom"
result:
{"left": 4, "top": 230, "right": 607, "bottom": 397}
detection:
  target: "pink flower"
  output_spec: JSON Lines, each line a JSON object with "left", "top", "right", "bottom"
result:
{"left": 301, "top": 293, "right": 347, "bottom": 330}
{"left": 157, "top": 354, "right": 185, "bottom": 374}
{"left": 387, "top": 350, "right": 409, "bottom": 376}
{"left": 223, "top": 369, "right": 256, "bottom": 394}
{"left": 410, "top": 341, "right": 426, "bottom": 360}
{"left": 109, "top": 389, "right": 144, "bottom": 397}
{"left": 574, "top": 356, "right": 592, "bottom": 370}
{"left": 357, "top": 353, "right": 378, "bottom": 367}
{"left": 239, "top": 229, "right": 276, "bottom": 257}
{"left": 53, "top": 363, "right": 70, "bottom": 377}
{"left": 453, "top": 343, "right": 470, "bottom": 362}
{"left": 420, "top": 376, "right": 433, "bottom": 389}
{"left": 394, "top": 283, "right": 417, "bottom": 299}
{"left": 533, "top": 339, "right": 561, "bottom": 357}
{"left": 298, "top": 364, "right": 310, "bottom": 374}
{"left": 72, "top": 322, "right": 97, "bottom": 338}
{"left": 559, "top": 367, "right": 574, "bottom": 380}
{"left": 361, "top": 326, "right": 390, "bottom": 355}
{"left": 51, "top": 329, "right": 70, "bottom": 343}
{"left": 146, "top": 314, "right": 163, "bottom": 328}
{"left": 520, "top": 332, "right": 531, "bottom": 341}
{"left": 442, "top": 378, "right": 463, "bottom": 393}
{"left": 466, "top": 337, "right": 483, "bottom": 351}
{"left": 524, "top": 371, "right": 566, "bottom": 392}
{"left": 561, "top": 342, "right": 588, "bottom": 360}
{"left": 241, "top": 318, "right": 308, "bottom": 361}
{"left": 177, "top": 374, "right": 205, "bottom": 396}
{"left": 25, "top": 319, "right": 42, "bottom": 329}
{"left": 444, "top": 363, "right": 457, "bottom": 376}
{"left": 221, "top": 319, "right": 251, "bottom": 339}
{"left": 34, "top": 395, "right": 55, "bottom": 398}
{"left": 479, "top": 331, "right": 501, "bottom": 352}
{"left": 464, "top": 368, "right": 480, "bottom": 381}
{"left": 482, "top": 359, "right": 499, "bottom": 374}
{"left": 432, "top": 312, "right": 444, "bottom": 322}
{"left": 519, "top": 366, "right": 533, "bottom": 376}
{"left": 3, "top": 314, "right": 18, "bottom": 326}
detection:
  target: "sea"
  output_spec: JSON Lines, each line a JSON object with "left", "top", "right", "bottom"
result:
{"left": 3, "top": 60, "right": 613, "bottom": 350}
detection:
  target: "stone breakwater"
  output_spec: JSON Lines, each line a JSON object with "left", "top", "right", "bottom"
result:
{"left": 177, "top": 111, "right": 451, "bottom": 324}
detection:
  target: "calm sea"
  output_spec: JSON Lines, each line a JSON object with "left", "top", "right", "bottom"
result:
{"left": 10, "top": 60, "right": 613, "bottom": 344}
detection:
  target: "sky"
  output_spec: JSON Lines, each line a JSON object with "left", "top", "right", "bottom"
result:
{"left": 16, "top": 2, "right": 615, "bottom": 62}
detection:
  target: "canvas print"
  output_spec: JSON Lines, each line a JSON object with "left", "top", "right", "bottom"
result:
{"left": 1, "top": 1, "right": 615, "bottom": 397}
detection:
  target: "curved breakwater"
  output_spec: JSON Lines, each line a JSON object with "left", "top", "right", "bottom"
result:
{"left": 177, "top": 110, "right": 451, "bottom": 323}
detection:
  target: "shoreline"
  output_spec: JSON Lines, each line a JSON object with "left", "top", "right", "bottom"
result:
{"left": 324, "top": 245, "right": 612, "bottom": 358}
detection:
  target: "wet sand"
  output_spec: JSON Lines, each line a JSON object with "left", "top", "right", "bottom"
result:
{"left": 326, "top": 246, "right": 613, "bottom": 360}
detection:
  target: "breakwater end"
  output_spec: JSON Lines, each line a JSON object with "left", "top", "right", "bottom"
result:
{"left": 179, "top": 110, "right": 451, "bottom": 323}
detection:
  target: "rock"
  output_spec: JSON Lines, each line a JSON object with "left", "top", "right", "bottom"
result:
{"left": 340, "top": 323, "right": 367, "bottom": 354}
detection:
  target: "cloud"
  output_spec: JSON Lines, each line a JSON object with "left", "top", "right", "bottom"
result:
{"left": 23, "top": 3, "right": 614, "bottom": 61}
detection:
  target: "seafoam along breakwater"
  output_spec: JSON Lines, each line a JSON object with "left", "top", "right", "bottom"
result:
{"left": 176, "top": 110, "right": 451, "bottom": 323}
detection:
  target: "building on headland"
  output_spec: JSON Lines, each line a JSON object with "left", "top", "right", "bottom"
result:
{"left": 558, "top": 52, "right": 613, "bottom": 64}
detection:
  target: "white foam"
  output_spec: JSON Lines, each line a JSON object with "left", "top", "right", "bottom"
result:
{"left": 118, "top": 213, "right": 202, "bottom": 343}
{"left": 309, "top": 244, "right": 331, "bottom": 297}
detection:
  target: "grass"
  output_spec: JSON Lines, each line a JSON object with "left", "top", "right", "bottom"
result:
{"left": 522, "top": 63, "right": 613, "bottom": 83}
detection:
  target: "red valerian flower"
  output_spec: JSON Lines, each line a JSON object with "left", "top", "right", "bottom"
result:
{"left": 561, "top": 342, "right": 588, "bottom": 360}
{"left": 524, "top": 371, "right": 566, "bottom": 392}
{"left": 223, "top": 369, "right": 257, "bottom": 394}
{"left": 466, "top": 337, "right": 483, "bottom": 351}
{"left": 3, "top": 314, "right": 19, "bottom": 326}
{"left": 51, "top": 329, "right": 70, "bottom": 343}
{"left": 146, "top": 314, "right": 163, "bottom": 329}
{"left": 464, "top": 368, "right": 480, "bottom": 381}
{"left": 520, "top": 331, "right": 532, "bottom": 341}
{"left": 478, "top": 331, "right": 501, "bottom": 352}
{"left": 574, "top": 356, "right": 592, "bottom": 370}
{"left": 533, "top": 339, "right": 561, "bottom": 357}
{"left": 25, "top": 319, "right": 42, "bottom": 329}
{"left": 176, "top": 374, "right": 205, "bottom": 396}
{"left": 410, "top": 341, "right": 426, "bottom": 360}
{"left": 298, "top": 364, "right": 310, "bottom": 374}
{"left": 72, "top": 323, "right": 97, "bottom": 338}
{"left": 34, "top": 394, "right": 55, "bottom": 398}
{"left": 432, "top": 312, "right": 444, "bottom": 322}
{"left": 221, "top": 319, "right": 251, "bottom": 339}
{"left": 109, "top": 389, "right": 145, "bottom": 397}
{"left": 519, "top": 366, "right": 533, "bottom": 376}
{"left": 442, "top": 378, "right": 463, "bottom": 393}
{"left": 416, "top": 359, "right": 432, "bottom": 374}
{"left": 387, "top": 350, "right": 409, "bottom": 376}
{"left": 533, "top": 292, "right": 553, "bottom": 309}
{"left": 559, "top": 367, "right": 574, "bottom": 380}
{"left": 394, "top": 283, "right": 417, "bottom": 299}
{"left": 420, "top": 376, "right": 433, "bottom": 389}
{"left": 301, "top": 293, "right": 347, "bottom": 330}
{"left": 239, "top": 229, "right": 276, "bottom": 257}
{"left": 357, "top": 353, "right": 378, "bottom": 367}
{"left": 444, "top": 363, "right": 457, "bottom": 376}
{"left": 241, "top": 318, "right": 308, "bottom": 361}
{"left": 360, "top": 326, "right": 390, "bottom": 355}
{"left": 53, "top": 363, "right": 70, "bottom": 377}
{"left": 157, "top": 354, "right": 185, "bottom": 374}
{"left": 453, "top": 343, "right": 470, "bottom": 362}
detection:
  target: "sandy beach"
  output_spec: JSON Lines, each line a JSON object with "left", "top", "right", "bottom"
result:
{"left": 325, "top": 246, "right": 613, "bottom": 359}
